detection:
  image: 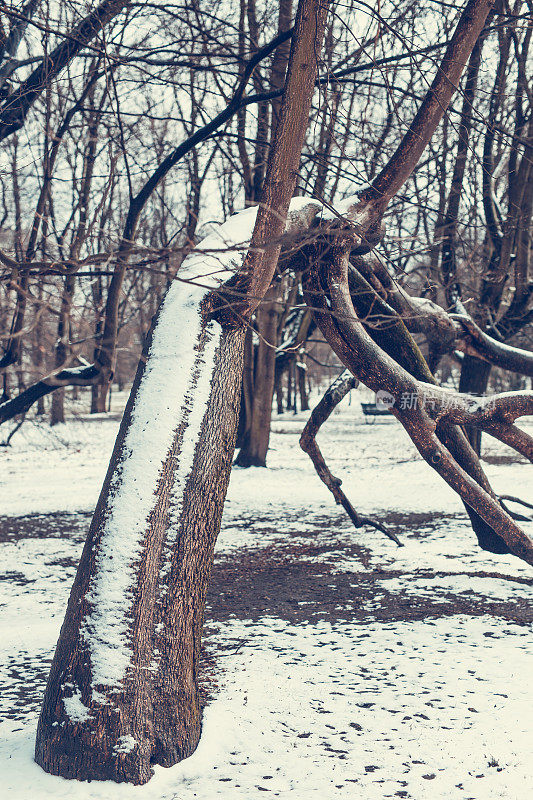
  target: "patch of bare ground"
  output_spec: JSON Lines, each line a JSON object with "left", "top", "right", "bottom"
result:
{"left": 206, "top": 522, "right": 533, "bottom": 628}
{"left": 1, "top": 509, "right": 531, "bottom": 723}
{"left": 0, "top": 511, "right": 91, "bottom": 544}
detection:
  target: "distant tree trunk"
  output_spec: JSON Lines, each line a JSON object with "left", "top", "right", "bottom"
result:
{"left": 275, "top": 363, "right": 284, "bottom": 413}
{"left": 90, "top": 384, "right": 99, "bottom": 413}
{"left": 50, "top": 274, "right": 75, "bottom": 426}
{"left": 235, "top": 284, "right": 279, "bottom": 466}
{"left": 234, "top": 0, "right": 293, "bottom": 461}
{"left": 458, "top": 354, "right": 491, "bottom": 453}
{"left": 50, "top": 388, "right": 65, "bottom": 425}
{"left": 292, "top": 360, "right": 299, "bottom": 411}
{"left": 297, "top": 359, "right": 309, "bottom": 410}
{"left": 1, "top": 373, "right": 8, "bottom": 404}
{"left": 35, "top": 0, "right": 330, "bottom": 783}
{"left": 287, "top": 360, "right": 294, "bottom": 410}
{"left": 34, "top": 283, "right": 46, "bottom": 416}
{"left": 90, "top": 382, "right": 108, "bottom": 414}
{"left": 90, "top": 274, "right": 107, "bottom": 414}
{"left": 235, "top": 326, "right": 254, "bottom": 449}
{"left": 36, "top": 393, "right": 46, "bottom": 416}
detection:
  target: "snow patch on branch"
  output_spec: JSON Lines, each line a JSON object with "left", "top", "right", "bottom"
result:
{"left": 464, "top": 390, "right": 533, "bottom": 415}
{"left": 318, "top": 191, "right": 371, "bottom": 226}
{"left": 113, "top": 735, "right": 137, "bottom": 754}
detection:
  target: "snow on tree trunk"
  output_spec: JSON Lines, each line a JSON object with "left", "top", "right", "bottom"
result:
{"left": 35, "top": 198, "right": 323, "bottom": 784}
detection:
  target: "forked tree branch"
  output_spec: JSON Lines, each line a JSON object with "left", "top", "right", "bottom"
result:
{"left": 0, "top": 0, "right": 130, "bottom": 140}
{"left": 304, "top": 244, "right": 533, "bottom": 566}
{"left": 360, "top": 0, "right": 496, "bottom": 215}
{"left": 349, "top": 255, "right": 533, "bottom": 380}
{"left": 344, "top": 257, "right": 514, "bottom": 554}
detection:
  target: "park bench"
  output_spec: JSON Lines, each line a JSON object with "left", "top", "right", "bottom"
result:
{"left": 360, "top": 402, "right": 393, "bottom": 424}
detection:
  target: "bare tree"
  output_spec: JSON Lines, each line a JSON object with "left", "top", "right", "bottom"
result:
{"left": 0, "top": 0, "right": 528, "bottom": 783}
{"left": 35, "top": 0, "right": 331, "bottom": 782}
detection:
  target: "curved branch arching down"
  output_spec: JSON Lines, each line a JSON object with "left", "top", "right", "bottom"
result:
{"left": 299, "top": 369, "right": 402, "bottom": 546}
{"left": 303, "top": 243, "right": 533, "bottom": 567}
{"left": 345, "top": 258, "right": 514, "bottom": 555}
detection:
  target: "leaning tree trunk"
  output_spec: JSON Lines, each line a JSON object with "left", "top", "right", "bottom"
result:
{"left": 35, "top": 0, "right": 330, "bottom": 783}
{"left": 36, "top": 261, "right": 238, "bottom": 786}
{"left": 36, "top": 297, "right": 245, "bottom": 781}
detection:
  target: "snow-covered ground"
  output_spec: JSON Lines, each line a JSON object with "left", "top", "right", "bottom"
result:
{"left": 1, "top": 389, "right": 532, "bottom": 799}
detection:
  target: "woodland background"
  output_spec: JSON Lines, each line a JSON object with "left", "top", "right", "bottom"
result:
{"left": 1, "top": 0, "right": 531, "bottom": 449}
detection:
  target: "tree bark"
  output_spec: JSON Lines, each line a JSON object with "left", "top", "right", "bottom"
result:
{"left": 458, "top": 354, "right": 491, "bottom": 453}
{"left": 36, "top": 313, "right": 245, "bottom": 781}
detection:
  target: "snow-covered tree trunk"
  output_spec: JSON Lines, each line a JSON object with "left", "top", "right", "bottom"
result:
{"left": 35, "top": 0, "right": 330, "bottom": 783}
{"left": 35, "top": 202, "right": 323, "bottom": 781}
{"left": 37, "top": 331, "right": 245, "bottom": 781}
{"left": 35, "top": 234, "right": 246, "bottom": 780}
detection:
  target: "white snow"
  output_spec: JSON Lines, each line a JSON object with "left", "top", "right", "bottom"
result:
{"left": 0, "top": 338, "right": 532, "bottom": 799}
{"left": 81, "top": 274, "right": 216, "bottom": 692}
{"left": 114, "top": 735, "right": 137, "bottom": 754}
{"left": 62, "top": 690, "right": 91, "bottom": 724}
{"left": 159, "top": 324, "right": 221, "bottom": 585}
{"left": 2, "top": 614, "right": 532, "bottom": 798}
{"left": 318, "top": 192, "right": 370, "bottom": 226}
